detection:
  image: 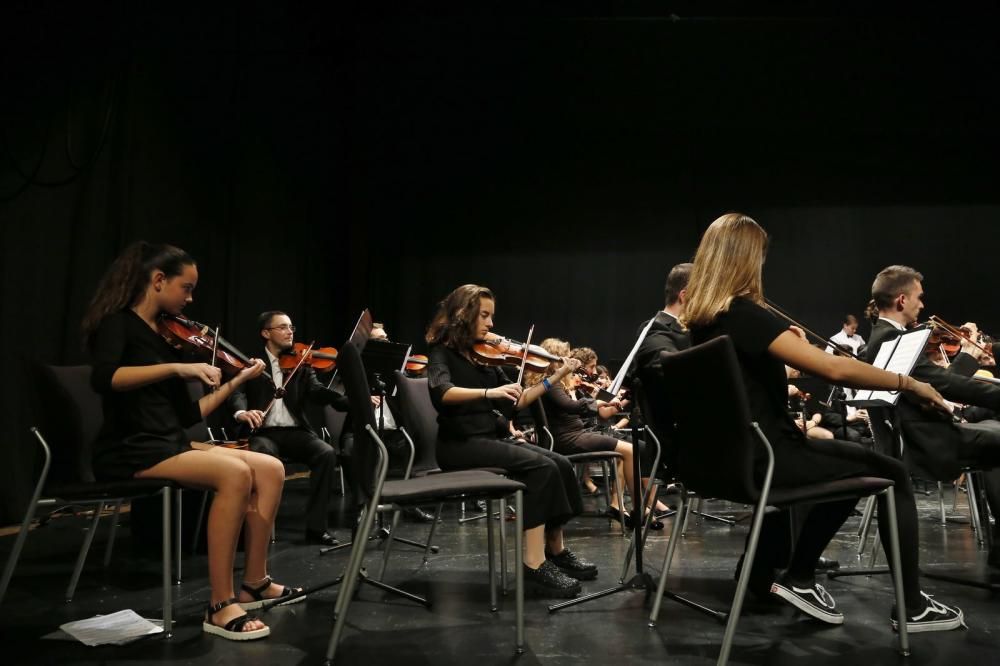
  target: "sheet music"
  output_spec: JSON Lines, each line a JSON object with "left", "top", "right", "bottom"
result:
{"left": 851, "top": 328, "right": 930, "bottom": 405}
{"left": 59, "top": 609, "right": 163, "bottom": 646}
{"left": 602, "top": 313, "right": 660, "bottom": 400}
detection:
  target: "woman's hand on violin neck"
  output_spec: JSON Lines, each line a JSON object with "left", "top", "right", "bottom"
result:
{"left": 488, "top": 383, "right": 522, "bottom": 403}
{"left": 554, "top": 357, "right": 581, "bottom": 378}
{"left": 232, "top": 358, "right": 267, "bottom": 386}
{"left": 177, "top": 362, "right": 223, "bottom": 388}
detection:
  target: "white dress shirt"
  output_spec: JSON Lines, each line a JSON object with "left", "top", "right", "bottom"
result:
{"left": 263, "top": 349, "right": 299, "bottom": 428}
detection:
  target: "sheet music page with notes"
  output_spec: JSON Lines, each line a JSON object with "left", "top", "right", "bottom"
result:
{"left": 851, "top": 328, "right": 931, "bottom": 405}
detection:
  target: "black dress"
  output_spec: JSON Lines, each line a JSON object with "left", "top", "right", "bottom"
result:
{"left": 427, "top": 344, "right": 583, "bottom": 530}
{"left": 689, "top": 297, "right": 921, "bottom": 595}
{"left": 541, "top": 386, "right": 618, "bottom": 455}
{"left": 90, "top": 309, "right": 202, "bottom": 481}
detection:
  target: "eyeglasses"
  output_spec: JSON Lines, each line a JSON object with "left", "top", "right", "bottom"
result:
{"left": 266, "top": 324, "right": 296, "bottom": 332}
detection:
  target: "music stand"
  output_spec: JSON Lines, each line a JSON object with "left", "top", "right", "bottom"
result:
{"left": 548, "top": 322, "right": 725, "bottom": 621}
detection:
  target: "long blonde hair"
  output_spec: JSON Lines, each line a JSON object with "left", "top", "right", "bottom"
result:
{"left": 525, "top": 338, "right": 573, "bottom": 390}
{"left": 680, "top": 213, "right": 768, "bottom": 328}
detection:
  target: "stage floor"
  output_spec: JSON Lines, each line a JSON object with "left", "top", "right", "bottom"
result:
{"left": 2, "top": 479, "right": 996, "bottom": 666}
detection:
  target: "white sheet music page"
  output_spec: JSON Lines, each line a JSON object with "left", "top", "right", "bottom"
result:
{"left": 852, "top": 328, "right": 931, "bottom": 405}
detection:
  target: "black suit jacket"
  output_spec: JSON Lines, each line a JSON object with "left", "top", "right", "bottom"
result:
{"left": 630, "top": 311, "right": 692, "bottom": 472}
{"left": 865, "top": 319, "right": 1000, "bottom": 479}
{"left": 228, "top": 349, "right": 350, "bottom": 436}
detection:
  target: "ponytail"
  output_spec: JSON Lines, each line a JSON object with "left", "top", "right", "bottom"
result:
{"left": 81, "top": 241, "right": 194, "bottom": 347}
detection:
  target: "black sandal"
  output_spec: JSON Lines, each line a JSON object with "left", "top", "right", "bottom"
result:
{"left": 239, "top": 576, "right": 306, "bottom": 610}
{"left": 203, "top": 598, "right": 270, "bottom": 641}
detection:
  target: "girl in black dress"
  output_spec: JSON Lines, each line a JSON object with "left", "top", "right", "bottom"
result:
{"left": 425, "top": 284, "right": 596, "bottom": 597}
{"left": 681, "top": 214, "right": 964, "bottom": 632}
{"left": 82, "top": 242, "right": 301, "bottom": 641}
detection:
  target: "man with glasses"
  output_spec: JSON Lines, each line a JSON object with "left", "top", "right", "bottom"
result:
{"left": 229, "top": 311, "right": 350, "bottom": 546}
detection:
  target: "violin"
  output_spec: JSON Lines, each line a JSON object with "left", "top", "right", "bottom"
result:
{"left": 158, "top": 314, "right": 252, "bottom": 380}
{"left": 404, "top": 353, "right": 428, "bottom": 374}
{"left": 925, "top": 316, "right": 995, "bottom": 365}
{"left": 471, "top": 332, "right": 562, "bottom": 372}
{"left": 278, "top": 342, "right": 338, "bottom": 372}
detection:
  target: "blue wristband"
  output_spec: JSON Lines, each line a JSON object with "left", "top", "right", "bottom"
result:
{"left": 542, "top": 378, "right": 552, "bottom": 391}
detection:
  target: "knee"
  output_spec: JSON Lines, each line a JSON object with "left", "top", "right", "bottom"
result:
{"left": 261, "top": 455, "right": 286, "bottom": 486}
{"left": 219, "top": 463, "right": 254, "bottom": 497}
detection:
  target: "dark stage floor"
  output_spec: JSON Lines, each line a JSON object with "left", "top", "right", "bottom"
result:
{"left": 2, "top": 478, "right": 997, "bottom": 666}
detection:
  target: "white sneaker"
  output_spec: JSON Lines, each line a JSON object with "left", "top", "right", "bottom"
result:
{"left": 892, "top": 592, "right": 966, "bottom": 633}
{"left": 770, "top": 579, "right": 844, "bottom": 625}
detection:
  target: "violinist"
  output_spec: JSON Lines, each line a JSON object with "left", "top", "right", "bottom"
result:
{"left": 866, "top": 265, "right": 1000, "bottom": 567}
{"left": 82, "top": 242, "right": 298, "bottom": 641}
{"left": 683, "top": 215, "right": 964, "bottom": 632}
{"left": 528, "top": 340, "right": 660, "bottom": 529}
{"left": 228, "top": 311, "right": 350, "bottom": 546}
{"left": 425, "top": 284, "right": 597, "bottom": 598}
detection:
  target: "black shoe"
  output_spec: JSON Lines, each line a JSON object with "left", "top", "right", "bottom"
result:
{"left": 770, "top": 577, "right": 844, "bottom": 625}
{"left": 523, "top": 561, "right": 582, "bottom": 598}
{"left": 604, "top": 507, "right": 664, "bottom": 531}
{"left": 304, "top": 530, "right": 339, "bottom": 546}
{"left": 891, "top": 592, "right": 966, "bottom": 633}
{"left": 815, "top": 556, "right": 840, "bottom": 571}
{"left": 403, "top": 507, "right": 437, "bottom": 523}
{"left": 546, "top": 548, "right": 598, "bottom": 581}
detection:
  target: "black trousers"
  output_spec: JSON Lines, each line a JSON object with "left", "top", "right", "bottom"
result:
{"left": 437, "top": 437, "right": 583, "bottom": 530}
{"left": 250, "top": 427, "right": 337, "bottom": 534}
{"left": 957, "top": 420, "right": 1000, "bottom": 539}
{"left": 754, "top": 437, "right": 922, "bottom": 609}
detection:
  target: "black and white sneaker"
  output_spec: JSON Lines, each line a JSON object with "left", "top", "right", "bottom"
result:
{"left": 770, "top": 579, "right": 844, "bottom": 624}
{"left": 891, "top": 592, "right": 966, "bottom": 633}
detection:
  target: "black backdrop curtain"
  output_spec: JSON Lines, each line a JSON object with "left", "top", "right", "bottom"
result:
{"left": 3, "top": 4, "right": 1000, "bottom": 524}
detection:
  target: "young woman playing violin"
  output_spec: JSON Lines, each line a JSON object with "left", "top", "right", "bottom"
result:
{"left": 528, "top": 339, "right": 663, "bottom": 530}
{"left": 682, "top": 214, "right": 964, "bottom": 632}
{"left": 425, "top": 284, "right": 597, "bottom": 597}
{"left": 81, "top": 242, "right": 302, "bottom": 641}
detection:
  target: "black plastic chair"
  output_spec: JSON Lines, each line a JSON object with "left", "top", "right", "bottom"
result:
{"left": 529, "top": 399, "right": 627, "bottom": 536}
{"left": 645, "top": 336, "right": 910, "bottom": 665}
{"left": 0, "top": 365, "right": 177, "bottom": 636}
{"left": 324, "top": 343, "right": 527, "bottom": 664}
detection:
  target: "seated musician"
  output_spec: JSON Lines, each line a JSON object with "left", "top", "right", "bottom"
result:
{"left": 228, "top": 311, "right": 350, "bottom": 547}
{"left": 425, "top": 284, "right": 597, "bottom": 597}
{"left": 527, "top": 339, "right": 663, "bottom": 529}
{"left": 825, "top": 314, "right": 865, "bottom": 356}
{"left": 83, "top": 242, "right": 300, "bottom": 641}
{"left": 865, "top": 265, "right": 1000, "bottom": 567}
{"left": 786, "top": 367, "right": 833, "bottom": 440}
{"left": 681, "top": 215, "right": 964, "bottom": 631}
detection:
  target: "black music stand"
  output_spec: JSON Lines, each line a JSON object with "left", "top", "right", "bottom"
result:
{"left": 547, "top": 402, "right": 725, "bottom": 621}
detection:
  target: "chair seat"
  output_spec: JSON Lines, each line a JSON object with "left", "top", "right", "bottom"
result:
{"left": 766, "top": 476, "right": 893, "bottom": 507}
{"left": 564, "top": 451, "right": 624, "bottom": 463}
{"left": 45, "top": 478, "right": 173, "bottom": 502}
{"left": 381, "top": 470, "right": 525, "bottom": 505}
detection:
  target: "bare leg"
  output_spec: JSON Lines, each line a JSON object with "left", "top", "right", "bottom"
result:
{"left": 612, "top": 441, "right": 635, "bottom": 511}
{"left": 545, "top": 528, "right": 565, "bottom": 555}
{"left": 524, "top": 526, "right": 546, "bottom": 568}
{"left": 136, "top": 448, "right": 264, "bottom": 633}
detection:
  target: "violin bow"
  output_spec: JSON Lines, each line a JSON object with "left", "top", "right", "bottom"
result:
{"left": 763, "top": 298, "right": 859, "bottom": 360}
{"left": 208, "top": 323, "right": 222, "bottom": 391}
{"left": 515, "top": 324, "right": 535, "bottom": 388}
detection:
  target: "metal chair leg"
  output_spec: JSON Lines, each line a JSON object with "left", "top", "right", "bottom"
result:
{"left": 103, "top": 499, "right": 124, "bottom": 568}
{"left": 857, "top": 495, "right": 877, "bottom": 555}
{"left": 379, "top": 510, "right": 403, "bottom": 579}
{"left": 66, "top": 501, "right": 105, "bottom": 602}
{"left": 499, "top": 501, "right": 508, "bottom": 595}
{"left": 487, "top": 499, "right": 497, "bottom": 612}
{"left": 422, "top": 504, "right": 444, "bottom": 564}
{"left": 649, "top": 492, "right": 685, "bottom": 625}
{"left": 938, "top": 482, "right": 947, "bottom": 526}
{"left": 514, "top": 490, "right": 525, "bottom": 654}
{"left": 327, "top": 503, "right": 379, "bottom": 663}
{"left": 967, "top": 473, "right": 984, "bottom": 544}
{"left": 884, "top": 488, "right": 910, "bottom": 656}
{"left": 161, "top": 487, "right": 173, "bottom": 638}
{"left": 174, "top": 489, "right": 183, "bottom": 584}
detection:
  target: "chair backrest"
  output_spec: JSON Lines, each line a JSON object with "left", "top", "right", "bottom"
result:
{"left": 527, "top": 399, "right": 554, "bottom": 450}
{"left": 323, "top": 404, "right": 349, "bottom": 452}
{"left": 36, "top": 365, "right": 101, "bottom": 484}
{"left": 338, "top": 342, "right": 381, "bottom": 504}
{"left": 654, "top": 335, "right": 760, "bottom": 503}
{"left": 392, "top": 371, "right": 439, "bottom": 471}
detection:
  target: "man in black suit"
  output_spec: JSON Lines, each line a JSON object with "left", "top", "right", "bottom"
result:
{"left": 229, "top": 310, "right": 350, "bottom": 546}
{"left": 865, "top": 265, "right": 1000, "bottom": 564}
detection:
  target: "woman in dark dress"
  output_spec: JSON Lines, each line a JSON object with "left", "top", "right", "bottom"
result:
{"left": 425, "top": 284, "right": 596, "bottom": 597}
{"left": 82, "top": 242, "right": 301, "bottom": 641}
{"left": 681, "top": 214, "right": 965, "bottom": 632}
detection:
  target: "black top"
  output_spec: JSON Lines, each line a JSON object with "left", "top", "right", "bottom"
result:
{"left": 89, "top": 309, "right": 202, "bottom": 477}
{"left": 636, "top": 311, "right": 692, "bottom": 374}
{"left": 427, "top": 344, "right": 513, "bottom": 440}
{"left": 688, "top": 297, "right": 802, "bottom": 450}
{"left": 541, "top": 386, "right": 598, "bottom": 437}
